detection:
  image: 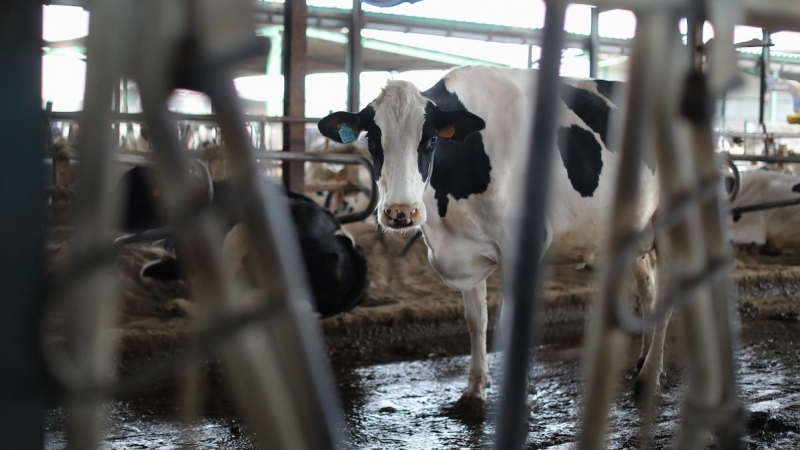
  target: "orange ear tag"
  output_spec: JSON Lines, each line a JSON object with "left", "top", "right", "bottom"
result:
{"left": 438, "top": 125, "right": 455, "bottom": 139}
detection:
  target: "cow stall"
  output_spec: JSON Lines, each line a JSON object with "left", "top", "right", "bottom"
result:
{"left": 13, "top": 1, "right": 800, "bottom": 450}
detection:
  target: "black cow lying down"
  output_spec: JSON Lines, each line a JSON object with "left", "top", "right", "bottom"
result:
{"left": 117, "top": 166, "right": 369, "bottom": 318}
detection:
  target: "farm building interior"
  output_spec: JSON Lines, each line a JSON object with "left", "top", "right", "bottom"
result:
{"left": 5, "top": 0, "right": 800, "bottom": 449}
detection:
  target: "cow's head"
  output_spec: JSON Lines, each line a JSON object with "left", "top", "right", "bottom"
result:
{"left": 318, "top": 80, "right": 484, "bottom": 230}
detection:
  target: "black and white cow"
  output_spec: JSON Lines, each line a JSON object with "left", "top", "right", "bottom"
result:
{"left": 319, "top": 66, "right": 663, "bottom": 408}
{"left": 117, "top": 166, "right": 369, "bottom": 318}
{"left": 724, "top": 168, "right": 800, "bottom": 253}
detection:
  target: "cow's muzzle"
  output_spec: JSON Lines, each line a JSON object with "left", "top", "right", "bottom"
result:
{"left": 382, "top": 203, "right": 419, "bottom": 228}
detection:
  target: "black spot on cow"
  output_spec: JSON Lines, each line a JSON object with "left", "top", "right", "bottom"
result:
{"left": 557, "top": 125, "right": 603, "bottom": 197}
{"left": 560, "top": 82, "right": 656, "bottom": 174}
{"left": 593, "top": 79, "right": 623, "bottom": 101}
{"left": 430, "top": 132, "right": 492, "bottom": 217}
{"left": 366, "top": 124, "right": 384, "bottom": 179}
{"left": 422, "top": 79, "right": 468, "bottom": 111}
{"left": 420, "top": 80, "right": 492, "bottom": 217}
{"left": 560, "top": 84, "right": 612, "bottom": 149}
{"left": 792, "top": 183, "right": 800, "bottom": 193}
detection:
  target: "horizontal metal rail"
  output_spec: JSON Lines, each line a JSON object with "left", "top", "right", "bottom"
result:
{"left": 727, "top": 154, "right": 800, "bottom": 164}
{"left": 730, "top": 197, "right": 800, "bottom": 215}
{"left": 44, "top": 151, "right": 378, "bottom": 224}
{"left": 47, "top": 111, "right": 322, "bottom": 124}
{"left": 256, "top": 152, "right": 378, "bottom": 224}
{"left": 717, "top": 131, "right": 800, "bottom": 140}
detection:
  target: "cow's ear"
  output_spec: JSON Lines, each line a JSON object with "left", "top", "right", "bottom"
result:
{"left": 318, "top": 106, "right": 375, "bottom": 144}
{"left": 428, "top": 105, "right": 485, "bottom": 142}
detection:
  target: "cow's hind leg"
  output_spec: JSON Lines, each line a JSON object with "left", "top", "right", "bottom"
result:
{"left": 632, "top": 251, "right": 656, "bottom": 375}
{"left": 455, "top": 280, "right": 489, "bottom": 412}
{"left": 632, "top": 250, "right": 671, "bottom": 401}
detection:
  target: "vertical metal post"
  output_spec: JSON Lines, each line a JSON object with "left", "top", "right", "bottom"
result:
{"left": 578, "top": 11, "right": 676, "bottom": 450}
{"left": 113, "top": 79, "right": 122, "bottom": 145}
{"left": 492, "top": 2, "right": 566, "bottom": 449}
{"left": 0, "top": 2, "right": 47, "bottom": 448}
{"left": 759, "top": 29, "right": 770, "bottom": 127}
{"left": 527, "top": 43, "right": 534, "bottom": 69}
{"left": 282, "top": 0, "right": 307, "bottom": 192}
{"left": 589, "top": 7, "right": 600, "bottom": 78}
{"left": 347, "top": 0, "right": 363, "bottom": 112}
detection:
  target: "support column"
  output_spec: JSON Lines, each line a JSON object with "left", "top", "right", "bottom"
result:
{"left": 347, "top": 0, "right": 363, "bottom": 112}
{"left": 282, "top": 0, "right": 307, "bottom": 192}
{"left": 759, "top": 29, "right": 771, "bottom": 127}
{"left": 0, "top": 1, "right": 48, "bottom": 448}
{"left": 589, "top": 7, "right": 600, "bottom": 78}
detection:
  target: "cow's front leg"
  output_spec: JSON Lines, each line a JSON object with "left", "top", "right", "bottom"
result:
{"left": 458, "top": 281, "right": 489, "bottom": 406}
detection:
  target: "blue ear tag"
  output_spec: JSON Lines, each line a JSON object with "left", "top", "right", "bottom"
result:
{"left": 338, "top": 124, "right": 357, "bottom": 143}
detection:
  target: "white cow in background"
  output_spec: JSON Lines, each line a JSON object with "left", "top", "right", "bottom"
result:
{"left": 725, "top": 168, "right": 800, "bottom": 253}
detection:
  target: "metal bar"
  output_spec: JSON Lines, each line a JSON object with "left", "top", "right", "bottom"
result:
{"left": 0, "top": 2, "right": 48, "bottom": 448}
{"left": 740, "top": 0, "right": 800, "bottom": 32}
{"left": 347, "top": 0, "right": 363, "bottom": 112}
{"left": 203, "top": 65, "right": 344, "bottom": 450}
{"left": 717, "top": 131, "right": 800, "bottom": 140}
{"left": 579, "top": 11, "right": 677, "bottom": 450}
{"left": 256, "top": 152, "right": 378, "bottom": 224}
{"left": 283, "top": 0, "right": 308, "bottom": 192}
{"left": 63, "top": 1, "right": 132, "bottom": 447}
{"left": 589, "top": 7, "right": 600, "bottom": 78}
{"left": 492, "top": 3, "right": 567, "bottom": 450}
{"left": 46, "top": 110, "right": 320, "bottom": 123}
{"left": 727, "top": 154, "right": 800, "bottom": 163}
{"left": 730, "top": 197, "right": 800, "bottom": 215}
{"left": 672, "top": 70, "right": 743, "bottom": 450}
{"left": 759, "top": 29, "right": 770, "bottom": 126}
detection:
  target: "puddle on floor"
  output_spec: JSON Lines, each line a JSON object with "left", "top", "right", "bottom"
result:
{"left": 45, "top": 318, "right": 800, "bottom": 449}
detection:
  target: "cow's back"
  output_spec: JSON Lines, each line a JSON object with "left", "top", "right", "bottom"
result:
{"left": 731, "top": 169, "right": 800, "bottom": 249}
{"left": 434, "top": 66, "right": 658, "bottom": 264}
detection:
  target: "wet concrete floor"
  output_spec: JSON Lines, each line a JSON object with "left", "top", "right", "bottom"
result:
{"left": 45, "top": 317, "right": 800, "bottom": 449}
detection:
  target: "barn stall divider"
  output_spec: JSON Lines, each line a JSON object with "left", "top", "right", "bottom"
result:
{"left": 38, "top": 1, "right": 344, "bottom": 449}
{"left": 10, "top": 0, "right": 800, "bottom": 449}
{"left": 492, "top": 1, "right": 800, "bottom": 450}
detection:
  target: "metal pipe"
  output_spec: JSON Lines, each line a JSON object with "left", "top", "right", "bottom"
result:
{"left": 759, "top": 29, "right": 770, "bottom": 126}
{"left": 717, "top": 131, "right": 800, "bottom": 139}
{"left": 730, "top": 197, "right": 800, "bottom": 215}
{"left": 0, "top": 2, "right": 48, "bottom": 448}
{"left": 578, "top": 11, "right": 675, "bottom": 450}
{"left": 589, "top": 7, "right": 600, "bottom": 78}
{"left": 347, "top": 0, "right": 363, "bottom": 112}
{"left": 728, "top": 154, "right": 800, "bottom": 163}
{"left": 256, "top": 151, "right": 378, "bottom": 224}
{"left": 46, "top": 110, "right": 320, "bottom": 124}
{"left": 492, "top": 3, "right": 567, "bottom": 450}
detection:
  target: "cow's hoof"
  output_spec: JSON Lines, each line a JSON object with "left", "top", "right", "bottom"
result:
{"left": 448, "top": 394, "right": 486, "bottom": 422}
{"left": 631, "top": 378, "right": 660, "bottom": 405}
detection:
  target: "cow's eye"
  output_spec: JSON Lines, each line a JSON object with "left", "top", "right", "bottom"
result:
{"left": 427, "top": 136, "right": 437, "bottom": 149}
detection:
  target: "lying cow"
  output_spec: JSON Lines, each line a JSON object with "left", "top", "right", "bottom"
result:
{"left": 724, "top": 168, "right": 800, "bottom": 254}
{"left": 116, "top": 166, "right": 369, "bottom": 318}
{"left": 318, "top": 66, "right": 664, "bottom": 409}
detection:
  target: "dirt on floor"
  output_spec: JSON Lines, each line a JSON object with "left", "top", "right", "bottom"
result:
{"left": 41, "top": 222, "right": 800, "bottom": 450}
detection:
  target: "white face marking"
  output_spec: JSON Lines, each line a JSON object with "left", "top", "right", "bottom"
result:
{"left": 371, "top": 81, "right": 430, "bottom": 231}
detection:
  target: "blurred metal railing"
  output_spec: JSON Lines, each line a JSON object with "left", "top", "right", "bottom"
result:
{"left": 44, "top": 1, "right": 344, "bottom": 449}
{"left": 491, "top": 0, "right": 800, "bottom": 449}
